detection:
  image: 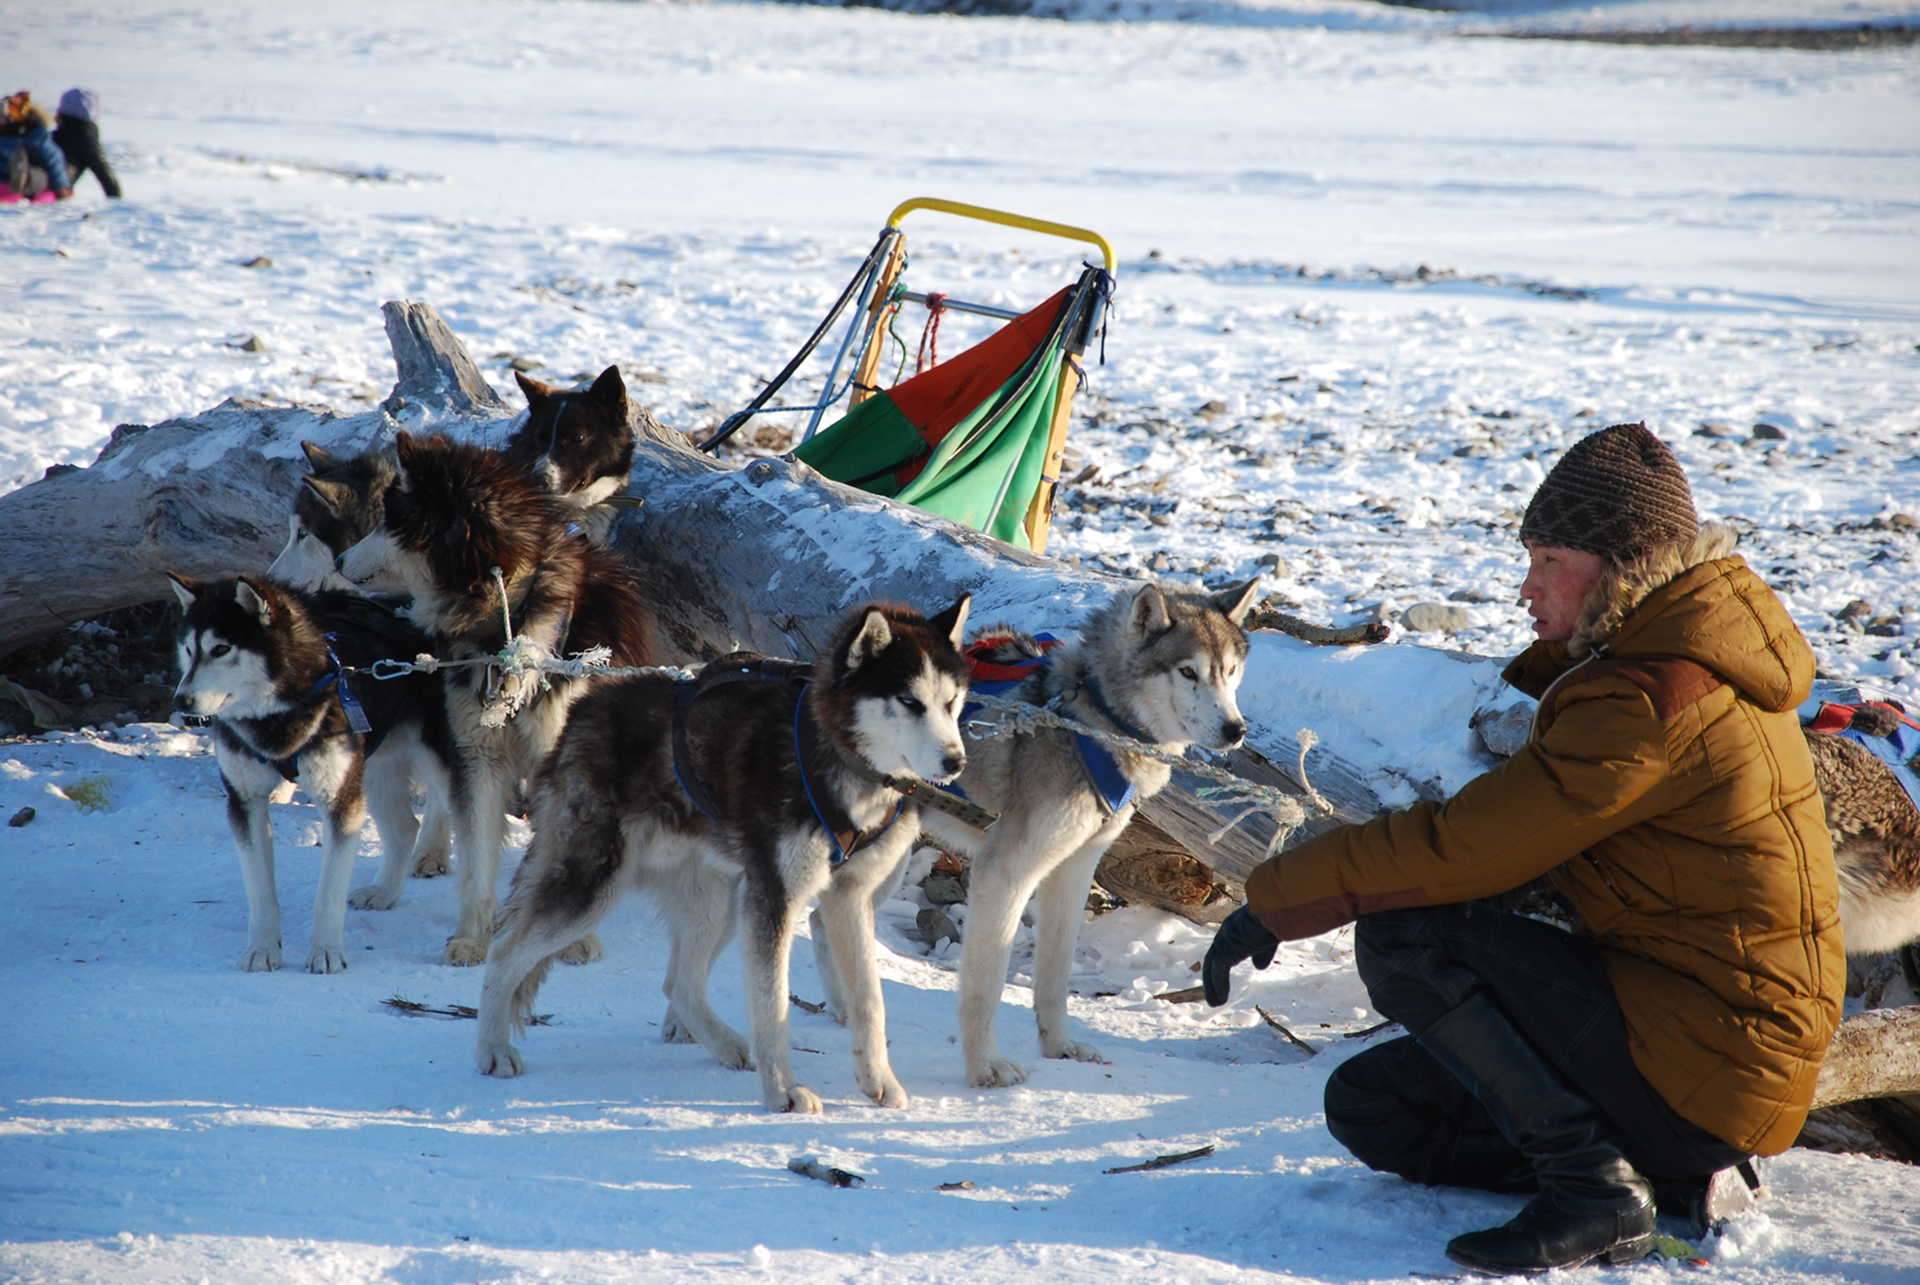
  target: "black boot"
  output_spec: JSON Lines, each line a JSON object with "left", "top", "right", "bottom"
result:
{"left": 1654, "top": 1159, "right": 1766, "bottom": 1236}
{"left": 1417, "top": 991, "right": 1656, "bottom": 1275}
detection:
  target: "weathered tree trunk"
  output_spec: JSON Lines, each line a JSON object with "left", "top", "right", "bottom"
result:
{"left": 4, "top": 300, "right": 1914, "bottom": 1131}
{"left": 1811, "top": 1005, "right": 1920, "bottom": 1108}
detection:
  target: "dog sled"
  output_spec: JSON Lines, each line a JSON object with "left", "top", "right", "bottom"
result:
{"left": 700, "top": 197, "right": 1115, "bottom": 553}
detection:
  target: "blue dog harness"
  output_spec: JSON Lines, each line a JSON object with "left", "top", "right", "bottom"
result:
{"left": 671, "top": 658, "right": 904, "bottom": 868}
{"left": 957, "top": 634, "right": 1140, "bottom": 817}
{"left": 1801, "top": 695, "right": 1920, "bottom": 811}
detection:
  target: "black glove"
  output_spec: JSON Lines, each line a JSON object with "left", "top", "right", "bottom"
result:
{"left": 1202, "top": 906, "right": 1279, "bottom": 1007}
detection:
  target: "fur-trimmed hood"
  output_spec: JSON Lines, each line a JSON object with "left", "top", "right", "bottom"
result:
{"left": 1549, "top": 522, "right": 1813, "bottom": 714}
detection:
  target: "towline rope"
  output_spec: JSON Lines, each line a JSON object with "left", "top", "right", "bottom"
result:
{"left": 333, "top": 645, "right": 1329, "bottom": 858}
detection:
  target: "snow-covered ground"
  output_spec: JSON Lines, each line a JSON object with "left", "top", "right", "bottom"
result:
{"left": 3, "top": 1, "right": 1918, "bottom": 1281}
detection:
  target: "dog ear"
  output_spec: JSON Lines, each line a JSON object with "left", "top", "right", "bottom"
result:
{"left": 164, "top": 571, "right": 198, "bottom": 611}
{"left": 301, "top": 475, "right": 350, "bottom": 517}
{"left": 1213, "top": 577, "right": 1261, "bottom": 627}
{"left": 514, "top": 371, "right": 556, "bottom": 404}
{"left": 1128, "top": 583, "right": 1172, "bottom": 638}
{"left": 588, "top": 365, "right": 627, "bottom": 407}
{"left": 233, "top": 577, "right": 274, "bottom": 628}
{"left": 846, "top": 608, "right": 894, "bottom": 670}
{"left": 390, "top": 431, "right": 422, "bottom": 488}
{"left": 928, "top": 593, "right": 972, "bottom": 651}
{"left": 299, "top": 440, "right": 339, "bottom": 473}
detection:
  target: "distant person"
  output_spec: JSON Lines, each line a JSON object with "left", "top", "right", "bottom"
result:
{"left": 0, "top": 89, "right": 72, "bottom": 202}
{"left": 54, "top": 88, "right": 120, "bottom": 199}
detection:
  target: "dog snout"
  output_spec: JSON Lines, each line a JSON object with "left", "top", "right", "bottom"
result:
{"left": 940, "top": 750, "right": 966, "bottom": 780}
{"left": 1218, "top": 717, "right": 1247, "bottom": 749}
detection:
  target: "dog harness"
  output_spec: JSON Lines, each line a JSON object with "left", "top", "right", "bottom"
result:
{"left": 1801, "top": 696, "right": 1920, "bottom": 810}
{"left": 956, "top": 634, "right": 1140, "bottom": 817}
{"left": 670, "top": 656, "right": 905, "bottom": 867}
{"left": 227, "top": 641, "right": 374, "bottom": 781}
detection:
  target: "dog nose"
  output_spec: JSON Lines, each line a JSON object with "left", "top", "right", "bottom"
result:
{"left": 172, "top": 691, "right": 192, "bottom": 713}
{"left": 941, "top": 751, "right": 965, "bottom": 778}
{"left": 1219, "top": 718, "right": 1246, "bottom": 748}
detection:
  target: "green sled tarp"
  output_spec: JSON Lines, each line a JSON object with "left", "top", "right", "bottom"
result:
{"left": 791, "top": 286, "right": 1071, "bottom": 550}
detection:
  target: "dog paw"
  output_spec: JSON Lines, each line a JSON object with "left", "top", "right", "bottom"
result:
{"left": 240, "top": 944, "right": 282, "bottom": 972}
{"left": 708, "top": 1032, "right": 752, "bottom": 1070}
{"left": 660, "top": 1007, "right": 696, "bottom": 1044}
{"left": 306, "top": 945, "right": 349, "bottom": 974}
{"left": 771, "top": 1085, "right": 823, "bottom": 1114}
{"left": 971, "top": 1058, "right": 1029, "bottom": 1088}
{"left": 348, "top": 884, "right": 400, "bottom": 911}
{"left": 862, "top": 1072, "right": 910, "bottom": 1108}
{"left": 443, "top": 936, "right": 489, "bottom": 967}
{"left": 557, "top": 933, "right": 603, "bottom": 965}
{"left": 477, "top": 1042, "right": 524, "bottom": 1077}
{"left": 411, "top": 851, "right": 452, "bottom": 878}
{"left": 1043, "top": 1038, "right": 1104, "bottom": 1064}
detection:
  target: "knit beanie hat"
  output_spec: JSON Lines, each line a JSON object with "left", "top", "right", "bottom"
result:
{"left": 58, "top": 88, "right": 98, "bottom": 121}
{"left": 1520, "top": 421, "right": 1698, "bottom": 561}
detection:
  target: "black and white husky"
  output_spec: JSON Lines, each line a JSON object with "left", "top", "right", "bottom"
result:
{"left": 168, "top": 573, "right": 455, "bottom": 972}
{"left": 912, "top": 579, "right": 1258, "bottom": 1087}
{"left": 475, "top": 597, "right": 972, "bottom": 1114}
{"left": 336, "top": 432, "right": 655, "bottom": 966}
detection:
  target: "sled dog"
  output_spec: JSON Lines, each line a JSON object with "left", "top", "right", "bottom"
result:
{"left": 1803, "top": 722, "right": 1920, "bottom": 956}
{"left": 266, "top": 439, "right": 457, "bottom": 875}
{"left": 475, "top": 596, "right": 972, "bottom": 1113}
{"left": 268, "top": 365, "right": 641, "bottom": 590}
{"left": 337, "top": 432, "right": 655, "bottom": 965}
{"left": 500, "top": 366, "right": 637, "bottom": 540}
{"left": 168, "top": 573, "right": 456, "bottom": 972}
{"left": 916, "top": 579, "right": 1258, "bottom": 1087}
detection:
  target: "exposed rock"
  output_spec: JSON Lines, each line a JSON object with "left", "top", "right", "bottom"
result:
{"left": 1400, "top": 601, "right": 1472, "bottom": 634}
{"left": 1471, "top": 701, "right": 1535, "bottom": 758}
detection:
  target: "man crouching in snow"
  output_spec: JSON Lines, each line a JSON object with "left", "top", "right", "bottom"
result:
{"left": 1205, "top": 421, "right": 1843, "bottom": 1275}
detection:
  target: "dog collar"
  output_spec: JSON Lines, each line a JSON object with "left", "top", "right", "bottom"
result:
{"left": 1076, "top": 673, "right": 1159, "bottom": 747}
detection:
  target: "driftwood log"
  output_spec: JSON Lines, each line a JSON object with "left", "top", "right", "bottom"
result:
{"left": 2, "top": 300, "right": 1915, "bottom": 1130}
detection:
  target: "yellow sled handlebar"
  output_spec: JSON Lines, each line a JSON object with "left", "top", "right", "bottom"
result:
{"left": 885, "top": 196, "right": 1117, "bottom": 274}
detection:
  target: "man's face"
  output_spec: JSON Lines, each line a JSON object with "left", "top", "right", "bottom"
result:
{"left": 1521, "top": 543, "right": 1606, "bottom": 642}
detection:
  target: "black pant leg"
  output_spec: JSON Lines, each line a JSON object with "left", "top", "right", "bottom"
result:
{"left": 1325, "top": 1034, "right": 1534, "bottom": 1192}
{"left": 1353, "top": 904, "right": 1746, "bottom": 1182}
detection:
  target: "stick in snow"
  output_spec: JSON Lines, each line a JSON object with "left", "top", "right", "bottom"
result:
{"left": 384, "top": 995, "right": 552, "bottom": 1025}
{"left": 1102, "top": 1144, "right": 1215, "bottom": 1174}
{"left": 1255, "top": 1005, "right": 1320, "bottom": 1057}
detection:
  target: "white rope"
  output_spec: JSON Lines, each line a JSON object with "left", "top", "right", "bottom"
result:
{"left": 958, "top": 687, "right": 1331, "bottom": 849}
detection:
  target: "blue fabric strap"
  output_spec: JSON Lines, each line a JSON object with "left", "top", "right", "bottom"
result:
{"left": 951, "top": 636, "right": 1138, "bottom": 817}
{"left": 319, "top": 640, "right": 373, "bottom": 735}
{"left": 793, "top": 683, "right": 902, "bottom": 867}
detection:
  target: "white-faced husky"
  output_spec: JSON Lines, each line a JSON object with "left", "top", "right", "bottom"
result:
{"left": 168, "top": 573, "right": 456, "bottom": 972}
{"left": 336, "top": 432, "right": 655, "bottom": 966}
{"left": 475, "top": 596, "right": 972, "bottom": 1114}
{"left": 914, "top": 579, "right": 1257, "bottom": 1087}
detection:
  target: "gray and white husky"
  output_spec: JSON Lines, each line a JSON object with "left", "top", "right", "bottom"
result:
{"left": 910, "top": 579, "right": 1258, "bottom": 1087}
{"left": 168, "top": 573, "right": 455, "bottom": 972}
{"left": 475, "top": 597, "right": 972, "bottom": 1113}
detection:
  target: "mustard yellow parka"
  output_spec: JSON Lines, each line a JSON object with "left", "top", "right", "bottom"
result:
{"left": 1243, "top": 531, "right": 1844, "bottom": 1155}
